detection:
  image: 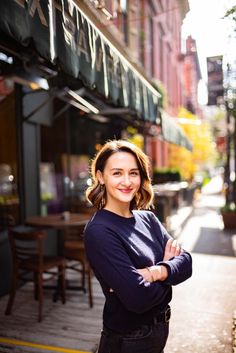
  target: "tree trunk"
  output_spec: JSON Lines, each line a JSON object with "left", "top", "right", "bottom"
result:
{"left": 225, "top": 108, "right": 231, "bottom": 204}
{"left": 233, "top": 115, "right": 236, "bottom": 203}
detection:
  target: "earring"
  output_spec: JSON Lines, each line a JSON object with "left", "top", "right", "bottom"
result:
{"left": 99, "top": 183, "right": 106, "bottom": 209}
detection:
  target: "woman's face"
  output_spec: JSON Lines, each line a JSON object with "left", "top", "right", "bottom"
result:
{"left": 97, "top": 151, "right": 141, "bottom": 209}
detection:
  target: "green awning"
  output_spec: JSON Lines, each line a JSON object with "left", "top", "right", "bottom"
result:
{"left": 161, "top": 112, "right": 193, "bottom": 151}
{"left": 0, "top": 0, "right": 160, "bottom": 122}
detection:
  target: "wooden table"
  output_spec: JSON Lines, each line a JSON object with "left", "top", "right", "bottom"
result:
{"left": 26, "top": 212, "right": 91, "bottom": 230}
{"left": 26, "top": 212, "right": 92, "bottom": 298}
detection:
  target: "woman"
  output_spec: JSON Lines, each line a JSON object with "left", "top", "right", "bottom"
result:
{"left": 84, "top": 140, "right": 192, "bottom": 353}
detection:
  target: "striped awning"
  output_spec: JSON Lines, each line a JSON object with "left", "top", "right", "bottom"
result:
{"left": 161, "top": 111, "right": 193, "bottom": 151}
{"left": 0, "top": 0, "right": 161, "bottom": 123}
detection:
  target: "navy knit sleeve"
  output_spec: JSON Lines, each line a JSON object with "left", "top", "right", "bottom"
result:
{"left": 149, "top": 212, "right": 193, "bottom": 285}
{"left": 84, "top": 222, "right": 171, "bottom": 314}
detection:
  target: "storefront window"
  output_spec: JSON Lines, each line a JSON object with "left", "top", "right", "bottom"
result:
{"left": 40, "top": 111, "right": 95, "bottom": 215}
{"left": 40, "top": 106, "right": 124, "bottom": 215}
{"left": 0, "top": 88, "right": 19, "bottom": 230}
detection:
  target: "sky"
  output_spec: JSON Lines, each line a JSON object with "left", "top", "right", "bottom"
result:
{"left": 182, "top": 0, "right": 235, "bottom": 81}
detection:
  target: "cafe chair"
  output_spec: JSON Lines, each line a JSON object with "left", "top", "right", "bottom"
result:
{"left": 63, "top": 226, "right": 93, "bottom": 307}
{"left": 5, "top": 226, "right": 66, "bottom": 322}
{"left": 0, "top": 213, "right": 15, "bottom": 232}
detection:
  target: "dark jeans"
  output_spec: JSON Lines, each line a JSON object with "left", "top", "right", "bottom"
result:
{"left": 97, "top": 321, "right": 169, "bottom": 353}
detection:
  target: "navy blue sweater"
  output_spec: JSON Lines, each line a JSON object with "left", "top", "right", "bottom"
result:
{"left": 84, "top": 209, "right": 192, "bottom": 333}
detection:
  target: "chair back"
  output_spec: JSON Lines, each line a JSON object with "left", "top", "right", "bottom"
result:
{"left": 9, "top": 227, "right": 46, "bottom": 272}
{"left": 63, "top": 225, "right": 85, "bottom": 251}
{"left": 63, "top": 224, "right": 93, "bottom": 307}
{"left": 6, "top": 226, "right": 66, "bottom": 322}
{"left": 0, "top": 213, "right": 15, "bottom": 232}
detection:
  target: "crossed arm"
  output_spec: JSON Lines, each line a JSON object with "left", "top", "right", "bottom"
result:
{"left": 137, "top": 238, "right": 182, "bottom": 282}
{"left": 86, "top": 221, "right": 192, "bottom": 312}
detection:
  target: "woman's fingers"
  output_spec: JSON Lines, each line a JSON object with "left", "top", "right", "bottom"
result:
{"left": 172, "top": 240, "right": 182, "bottom": 256}
{"left": 164, "top": 238, "right": 182, "bottom": 260}
{"left": 163, "top": 239, "right": 173, "bottom": 260}
{"left": 173, "top": 240, "right": 180, "bottom": 254}
{"left": 137, "top": 268, "right": 153, "bottom": 282}
{"left": 165, "top": 238, "right": 173, "bottom": 251}
{"left": 175, "top": 242, "right": 181, "bottom": 256}
{"left": 164, "top": 238, "right": 173, "bottom": 258}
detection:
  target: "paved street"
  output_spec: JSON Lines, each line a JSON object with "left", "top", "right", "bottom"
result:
{"left": 165, "top": 176, "right": 236, "bottom": 353}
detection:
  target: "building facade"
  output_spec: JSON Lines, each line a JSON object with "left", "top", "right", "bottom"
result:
{"left": 107, "top": 0, "right": 190, "bottom": 168}
{"left": 182, "top": 36, "right": 202, "bottom": 116}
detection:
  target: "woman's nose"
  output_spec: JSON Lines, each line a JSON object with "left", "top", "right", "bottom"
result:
{"left": 121, "top": 175, "right": 132, "bottom": 185}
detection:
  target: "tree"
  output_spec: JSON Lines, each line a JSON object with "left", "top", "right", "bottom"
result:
{"left": 168, "top": 108, "right": 217, "bottom": 181}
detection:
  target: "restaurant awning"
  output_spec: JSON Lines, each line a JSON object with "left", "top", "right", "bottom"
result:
{"left": 0, "top": 0, "right": 161, "bottom": 123}
{"left": 161, "top": 111, "right": 193, "bottom": 151}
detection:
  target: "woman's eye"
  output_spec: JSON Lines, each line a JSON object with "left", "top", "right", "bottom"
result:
{"left": 113, "top": 171, "right": 121, "bottom": 176}
{"left": 130, "top": 171, "right": 139, "bottom": 176}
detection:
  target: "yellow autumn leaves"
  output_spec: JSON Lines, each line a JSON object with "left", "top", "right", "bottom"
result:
{"left": 168, "top": 107, "right": 217, "bottom": 181}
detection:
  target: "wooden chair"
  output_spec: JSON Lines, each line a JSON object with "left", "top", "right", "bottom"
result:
{"left": 63, "top": 225, "right": 93, "bottom": 307}
{"left": 5, "top": 226, "right": 66, "bottom": 322}
{"left": 0, "top": 212, "right": 15, "bottom": 232}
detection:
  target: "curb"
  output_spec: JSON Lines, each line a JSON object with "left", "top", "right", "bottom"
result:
{"left": 168, "top": 206, "right": 194, "bottom": 239}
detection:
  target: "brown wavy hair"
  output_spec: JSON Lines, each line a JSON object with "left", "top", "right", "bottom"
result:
{"left": 86, "top": 140, "right": 154, "bottom": 210}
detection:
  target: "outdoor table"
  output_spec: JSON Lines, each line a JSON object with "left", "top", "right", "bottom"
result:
{"left": 153, "top": 181, "right": 189, "bottom": 211}
{"left": 153, "top": 191, "right": 176, "bottom": 230}
{"left": 25, "top": 212, "right": 92, "bottom": 298}
{"left": 152, "top": 182, "right": 188, "bottom": 229}
{"left": 25, "top": 212, "right": 91, "bottom": 229}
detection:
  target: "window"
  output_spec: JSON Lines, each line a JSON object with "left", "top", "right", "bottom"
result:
{"left": 0, "top": 88, "right": 20, "bottom": 229}
{"left": 128, "top": 1, "right": 139, "bottom": 58}
{"left": 158, "top": 24, "right": 164, "bottom": 81}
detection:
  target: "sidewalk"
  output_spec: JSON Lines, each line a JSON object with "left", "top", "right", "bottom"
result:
{"left": 165, "top": 177, "right": 236, "bottom": 353}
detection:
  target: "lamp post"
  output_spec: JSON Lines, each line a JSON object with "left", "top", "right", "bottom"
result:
{"left": 224, "top": 102, "right": 231, "bottom": 204}
{"left": 224, "top": 66, "right": 236, "bottom": 205}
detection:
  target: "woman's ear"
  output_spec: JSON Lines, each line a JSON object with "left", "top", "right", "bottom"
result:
{"left": 96, "top": 170, "right": 104, "bottom": 185}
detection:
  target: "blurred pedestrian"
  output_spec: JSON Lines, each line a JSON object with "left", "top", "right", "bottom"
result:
{"left": 84, "top": 139, "right": 192, "bottom": 353}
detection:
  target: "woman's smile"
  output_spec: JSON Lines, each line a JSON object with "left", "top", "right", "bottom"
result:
{"left": 118, "top": 188, "right": 133, "bottom": 193}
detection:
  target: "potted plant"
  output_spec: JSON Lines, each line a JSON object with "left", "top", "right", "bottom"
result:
{"left": 152, "top": 168, "right": 181, "bottom": 184}
{"left": 221, "top": 202, "right": 236, "bottom": 229}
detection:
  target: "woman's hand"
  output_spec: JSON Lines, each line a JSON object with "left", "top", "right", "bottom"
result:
{"left": 137, "top": 265, "right": 168, "bottom": 282}
{"left": 137, "top": 268, "right": 153, "bottom": 282}
{"left": 136, "top": 239, "right": 182, "bottom": 283}
{"left": 163, "top": 238, "right": 181, "bottom": 261}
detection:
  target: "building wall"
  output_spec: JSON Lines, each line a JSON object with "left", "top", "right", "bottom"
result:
{"left": 82, "top": 0, "right": 190, "bottom": 169}
{"left": 142, "top": 0, "right": 187, "bottom": 168}
{"left": 183, "top": 36, "right": 201, "bottom": 115}
{"left": 145, "top": 0, "right": 185, "bottom": 116}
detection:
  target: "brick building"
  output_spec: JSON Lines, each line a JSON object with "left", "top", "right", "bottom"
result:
{"left": 102, "top": 0, "right": 191, "bottom": 168}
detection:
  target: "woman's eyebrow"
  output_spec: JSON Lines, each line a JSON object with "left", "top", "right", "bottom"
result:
{"left": 110, "top": 168, "right": 139, "bottom": 171}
